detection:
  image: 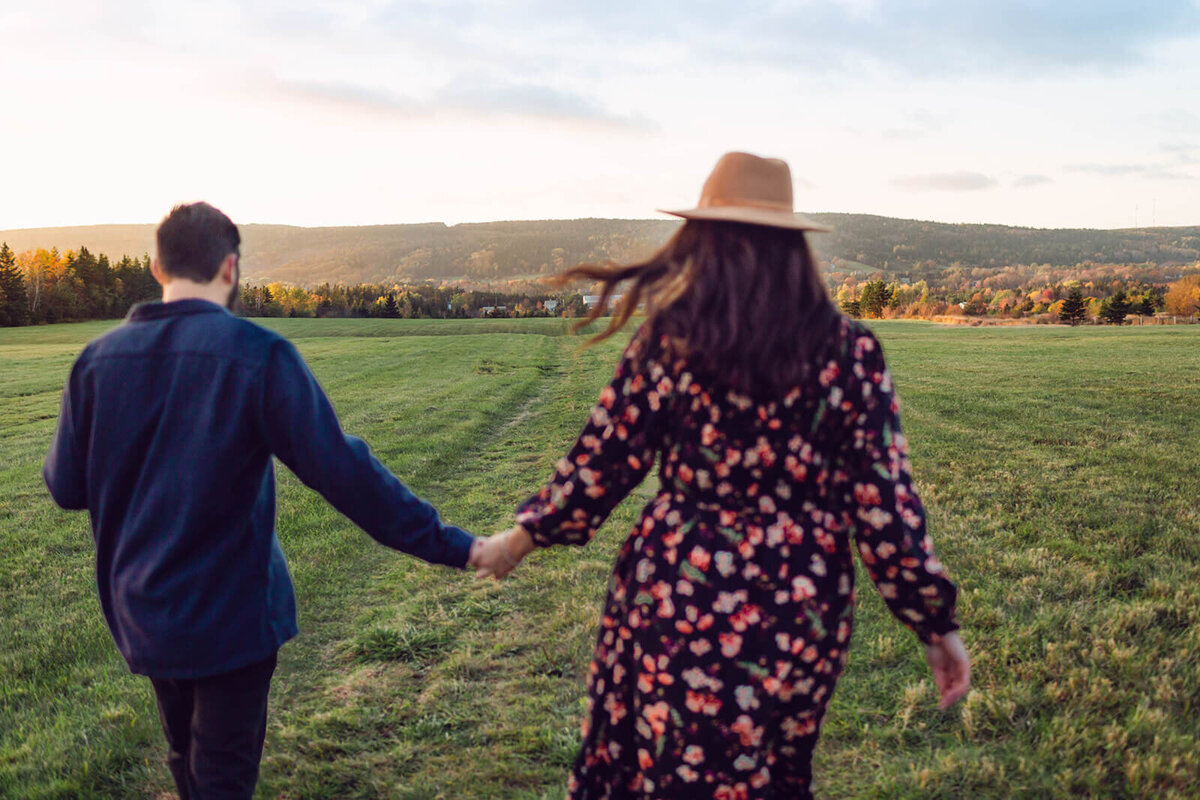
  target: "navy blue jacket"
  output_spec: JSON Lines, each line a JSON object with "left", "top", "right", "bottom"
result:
{"left": 44, "top": 299, "right": 474, "bottom": 678}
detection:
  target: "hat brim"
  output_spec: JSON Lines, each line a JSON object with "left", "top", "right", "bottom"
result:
{"left": 657, "top": 206, "right": 831, "bottom": 232}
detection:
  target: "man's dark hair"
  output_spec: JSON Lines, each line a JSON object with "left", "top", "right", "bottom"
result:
{"left": 156, "top": 202, "right": 240, "bottom": 282}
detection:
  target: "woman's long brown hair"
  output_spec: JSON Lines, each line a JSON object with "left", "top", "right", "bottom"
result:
{"left": 558, "top": 220, "right": 844, "bottom": 396}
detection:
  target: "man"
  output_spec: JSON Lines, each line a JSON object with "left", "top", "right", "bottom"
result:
{"left": 43, "top": 202, "right": 482, "bottom": 798}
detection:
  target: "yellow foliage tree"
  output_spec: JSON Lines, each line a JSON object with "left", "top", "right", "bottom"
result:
{"left": 1164, "top": 274, "right": 1200, "bottom": 316}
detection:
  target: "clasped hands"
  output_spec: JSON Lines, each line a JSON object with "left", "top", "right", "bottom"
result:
{"left": 469, "top": 525, "right": 536, "bottom": 580}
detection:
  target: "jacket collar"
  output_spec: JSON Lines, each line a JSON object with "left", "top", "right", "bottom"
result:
{"left": 127, "top": 299, "right": 231, "bottom": 322}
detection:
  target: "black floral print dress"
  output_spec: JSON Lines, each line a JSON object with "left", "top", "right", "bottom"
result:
{"left": 516, "top": 319, "right": 958, "bottom": 800}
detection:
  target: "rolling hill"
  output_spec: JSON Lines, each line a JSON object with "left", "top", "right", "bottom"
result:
{"left": 1, "top": 215, "right": 1197, "bottom": 285}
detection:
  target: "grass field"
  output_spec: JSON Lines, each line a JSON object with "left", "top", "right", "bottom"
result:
{"left": 1, "top": 317, "right": 1197, "bottom": 799}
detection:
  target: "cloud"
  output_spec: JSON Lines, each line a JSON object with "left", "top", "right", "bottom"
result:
{"left": 530, "top": 0, "right": 1200, "bottom": 75}
{"left": 265, "top": 75, "right": 648, "bottom": 129}
{"left": 437, "top": 77, "right": 654, "bottom": 129}
{"left": 721, "top": 1, "right": 1200, "bottom": 73}
{"left": 1013, "top": 175, "right": 1053, "bottom": 188}
{"left": 883, "top": 109, "right": 946, "bottom": 140}
{"left": 892, "top": 172, "right": 999, "bottom": 191}
{"left": 1160, "top": 143, "right": 1198, "bottom": 164}
{"left": 120, "top": 0, "right": 1200, "bottom": 90}
{"left": 1066, "top": 163, "right": 1147, "bottom": 176}
{"left": 274, "top": 81, "right": 423, "bottom": 115}
{"left": 1066, "top": 163, "right": 1196, "bottom": 180}
{"left": 14, "top": 1, "right": 1200, "bottom": 80}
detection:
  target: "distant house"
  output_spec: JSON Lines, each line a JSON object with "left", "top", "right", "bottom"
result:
{"left": 481, "top": 306, "right": 495, "bottom": 315}
{"left": 544, "top": 300, "right": 558, "bottom": 313}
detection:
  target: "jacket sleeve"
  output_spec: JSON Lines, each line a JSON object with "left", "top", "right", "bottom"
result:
{"left": 834, "top": 329, "right": 959, "bottom": 644}
{"left": 516, "top": 332, "right": 665, "bottom": 546}
{"left": 259, "top": 339, "right": 474, "bottom": 569}
{"left": 43, "top": 357, "right": 90, "bottom": 511}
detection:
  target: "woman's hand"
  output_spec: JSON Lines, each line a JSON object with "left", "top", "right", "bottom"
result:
{"left": 472, "top": 526, "right": 535, "bottom": 580}
{"left": 925, "top": 631, "right": 971, "bottom": 710}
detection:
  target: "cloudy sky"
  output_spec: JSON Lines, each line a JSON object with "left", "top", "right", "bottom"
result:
{"left": 2, "top": 1, "right": 1198, "bottom": 230}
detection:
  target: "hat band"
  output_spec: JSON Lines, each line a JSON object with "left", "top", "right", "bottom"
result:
{"left": 699, "top": 197, "right": 793, "bottom": 213}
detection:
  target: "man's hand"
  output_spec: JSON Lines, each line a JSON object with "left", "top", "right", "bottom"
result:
{"left": 925, "top": 631, "right": 971, "bottom": 710}
{"left": 472, "top": 526, "right": 535, "bottom": 579}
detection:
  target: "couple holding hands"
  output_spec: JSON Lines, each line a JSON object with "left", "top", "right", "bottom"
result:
{"left": 46, "top": 153, "right": 968, "bottom": 800}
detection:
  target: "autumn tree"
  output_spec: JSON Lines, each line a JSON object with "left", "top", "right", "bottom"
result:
{"left": 1164, "top": 274, "right": 1200, "bottom": 316}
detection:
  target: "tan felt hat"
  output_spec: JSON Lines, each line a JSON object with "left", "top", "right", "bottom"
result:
{"left": 659, "top": 151, "right": 830, "bottom": 232}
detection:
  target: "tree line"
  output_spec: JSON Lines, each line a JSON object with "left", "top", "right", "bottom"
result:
{"left": 236, "top": 281, "right": 591, "bottom": 319}
{"left": 834, "top": 268, "right": 1200, "bottom": 324}
{"left": 0, "top": 243, "right": 159, "bottom": 326}
{"left": 3, "top": 238, "right": 1197, "bottom": 328}
{"left": 835, "top": 275, "right": 1200, "bottom": 326}
{"left": 0, "top": 241, "right": 599, "bottom": 326}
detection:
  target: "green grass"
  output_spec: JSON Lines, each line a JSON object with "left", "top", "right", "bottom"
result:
{"left": 1, "top": 318, "right": 1197, "bottom": 799}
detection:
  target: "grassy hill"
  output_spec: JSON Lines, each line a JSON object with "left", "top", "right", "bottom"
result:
{"left": 1, "top": 216, "right": 1197, "bottom": 286}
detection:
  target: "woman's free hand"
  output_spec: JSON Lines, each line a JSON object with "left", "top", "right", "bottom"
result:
{"left": 925, "top": 631, "right": 971, "bottom": 710}
{"left": 472, "top": 526, "right": 535, "bottom": 580}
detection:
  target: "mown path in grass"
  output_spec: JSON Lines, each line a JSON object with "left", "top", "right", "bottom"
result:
{"left": 2, "top": 319, "right": 1198, "bottom": 799}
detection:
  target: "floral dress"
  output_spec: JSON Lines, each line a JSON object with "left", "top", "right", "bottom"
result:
{"left": 516, "top": 319, "right": 958, "bottom": 800}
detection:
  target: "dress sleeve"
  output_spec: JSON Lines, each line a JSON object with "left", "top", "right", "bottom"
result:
{"left": 516, "top": 331, "right": 666, "bottom": 547}
{"left": 834, "top": 328, "right": 959, "bottom": 644}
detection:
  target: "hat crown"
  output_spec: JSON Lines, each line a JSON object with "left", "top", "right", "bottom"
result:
{"left": 697, "top": 152, "right": 794, "bottom": 213}
{"left": 657, "top": 150, "right": 829, "bottom": 232}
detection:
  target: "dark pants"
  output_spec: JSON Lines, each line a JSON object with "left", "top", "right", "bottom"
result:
{"left": 150, "top": 653, "right": 277, "bottom": 800}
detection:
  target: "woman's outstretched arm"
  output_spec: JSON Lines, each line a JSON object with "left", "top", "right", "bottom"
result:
{"left": 835, "top": 329, "right": 963, "bottom": 639}
{"left": 835, "top": 327, "right": 969, "bottom": 707}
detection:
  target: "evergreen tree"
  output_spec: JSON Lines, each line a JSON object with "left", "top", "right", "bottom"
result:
{"left": 1101, "top": 290, "right": 1130, "bottom": 325}
{"left": 857, "top": 280, "right": 892, "bottom": 318}
{"left": 839, "top": 297, "right": 861, "bottom": 317}
{"left": 1060, "top": 286, "right": 1087, "bottom": 326}
{"left": 383, "top": 292, "right": 400, "bottom": 318}
{"left": 0, "top": 242, "right": 29, "bottom": 326}
{"left": 240, "top": 283, "right": 257, "bottom": 314}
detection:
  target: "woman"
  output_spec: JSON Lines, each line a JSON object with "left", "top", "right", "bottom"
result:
{"left": 475, "top": 152, "right": 969, "bottom": 799}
